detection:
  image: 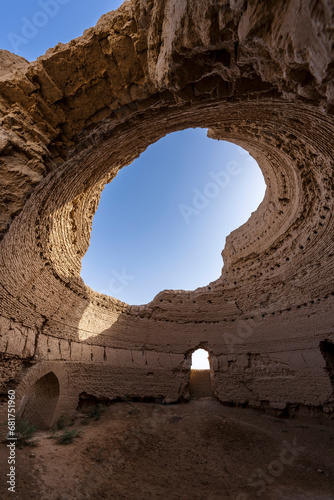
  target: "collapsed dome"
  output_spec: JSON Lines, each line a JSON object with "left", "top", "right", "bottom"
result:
{"left": 0, "top": 0, "right": 333, "bottom": 415}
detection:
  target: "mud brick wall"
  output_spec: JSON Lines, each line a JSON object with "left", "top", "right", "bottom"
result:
{"left": 0, "top": 0, "right": 333, "bottom": 426}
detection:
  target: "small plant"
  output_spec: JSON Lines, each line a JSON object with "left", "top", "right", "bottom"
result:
{"left": 87, "top": 403, "right": 105, "bottom": 421}
{"left": 57, "top": 428, "right": 82, "bottom": 445}
{"left": 54, "top": 414, "right": 67, "bottom": 430}
{"left": 52, "top": 414, "right": 74, "bottom": 433}
{"left": 15, "top": 420, "right": 38, "bottom": 449}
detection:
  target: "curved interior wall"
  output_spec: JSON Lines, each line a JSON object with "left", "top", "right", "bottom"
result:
{"left": 0, "top": 0, "right": 334, "bottom": 423}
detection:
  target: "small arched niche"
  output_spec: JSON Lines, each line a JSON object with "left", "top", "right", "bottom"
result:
{"left": 189, "top": 348, "right": 214, "bottom": 399}
{"left": 18, "top": 372, "right": 60, "bottom": 429}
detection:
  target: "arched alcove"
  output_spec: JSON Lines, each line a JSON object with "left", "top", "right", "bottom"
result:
{"left": 18, "top": 372, "right": 60, "bottom": 429}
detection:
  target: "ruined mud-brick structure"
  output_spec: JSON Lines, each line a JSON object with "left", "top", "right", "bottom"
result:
{"left": 0, "top": 0, "right": 334, "bottom": 429}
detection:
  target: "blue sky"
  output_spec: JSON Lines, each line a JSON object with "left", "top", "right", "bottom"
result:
{"left": 0, "top": 0, "right": 124, "bottom": 61}
{"left": 1, "top": 1, "right": 266, "bottom": 309}
{"left": 82, "top": 129, "right": 265, "bottom": 304}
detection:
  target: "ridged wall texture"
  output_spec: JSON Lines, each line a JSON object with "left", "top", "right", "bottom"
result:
{"left": 0, "top": 0, "right": 333, "bottom": 425}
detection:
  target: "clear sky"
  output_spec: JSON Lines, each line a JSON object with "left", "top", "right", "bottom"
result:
{"left": 82, "top": 129, "right": 265, "bottom": 304}
{"left": 1, "top": 1, "right": 266, "bottom": 310}
{"left": 0, "top": 0, "right": 124, "bottom": 61}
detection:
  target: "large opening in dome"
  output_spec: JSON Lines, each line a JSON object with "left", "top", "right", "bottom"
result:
{"left": 80, "top": 128, "right": 266, "bottom": 304}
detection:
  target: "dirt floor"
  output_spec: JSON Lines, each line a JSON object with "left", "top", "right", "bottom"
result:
{"left": 1, "top": 398, "right": 334, "bottom": 500}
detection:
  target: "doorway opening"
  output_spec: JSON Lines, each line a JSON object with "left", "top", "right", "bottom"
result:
{"left": 189, "top": 348, "right": 214, "bottom": 398}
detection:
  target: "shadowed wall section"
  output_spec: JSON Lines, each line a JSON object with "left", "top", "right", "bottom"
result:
{"left": 189, "top": 372, "right": 214, "bottom": 399}
{"left": 18, "top": 372, "right": 60, "bottom": 429}
{"left": 0, "top": 0, "right": 333, "bottom": 424}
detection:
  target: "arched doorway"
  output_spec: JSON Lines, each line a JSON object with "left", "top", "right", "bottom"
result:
{"left": 189, "top": 348, "right": 214, "bottom": 399}
{"left": 19, "top": 372, "right": 60, "bottom": 429}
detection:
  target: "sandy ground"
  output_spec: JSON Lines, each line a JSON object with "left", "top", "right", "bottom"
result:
{"left": 1, "top": 398, "right": 334, "bottom": 500}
